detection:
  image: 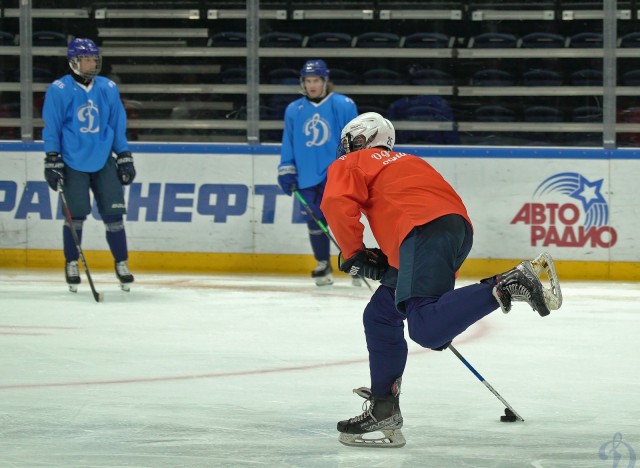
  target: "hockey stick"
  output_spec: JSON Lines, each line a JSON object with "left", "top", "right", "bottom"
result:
{"left": 293, "top": 189, "right": 374, "bottom": 292}
{"left": 448, "top": 344, "right": 524, "bottom": 422}
{"left": 58, "top": 183, "right": 104, "bottom": 303}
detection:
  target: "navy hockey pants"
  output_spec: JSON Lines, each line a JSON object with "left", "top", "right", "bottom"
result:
{"left": 364, "top": 215, "right": 501, "bottom": 396}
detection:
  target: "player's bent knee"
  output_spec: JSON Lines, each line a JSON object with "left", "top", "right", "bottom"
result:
{"left": 407, "top": 320, "right": 447, "bottom": 349}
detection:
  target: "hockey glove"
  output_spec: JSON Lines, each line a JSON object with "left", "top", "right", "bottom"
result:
{"left": 44, "top": 152, "right": 65, "bottom": 191}
{"left": 338, "top": 248, "right": 389, "bottom": 281}
{"left": 277, "top": 165, "right": 298, "bottom": 196}
{"left": 116, "top": 151, "right": 136, "bottom": 185}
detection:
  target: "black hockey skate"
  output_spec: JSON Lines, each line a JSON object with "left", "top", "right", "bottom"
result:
{"left": 115, "top": 260, "right": 134, "bottom": 292}
{"left": 65, "top": 260, "right": 81, "bottom": 293}
{"left": 337, "top": 377, "right": 405, "bottom": 448}
{"left": 491, "top": 252, "right": 562, "bottom": 317}
{"left": 312, "top": 260, "right": 333, "bottom": 286}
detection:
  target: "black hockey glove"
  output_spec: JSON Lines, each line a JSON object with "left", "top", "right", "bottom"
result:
{"left": 116, "top": 151, "right": 136, "bottom": 185}
{"left": 44, "top": 152, "right": 65, "bottom": 191}
{"left": 338, "top": 247, "right": 389, "bottom": 281}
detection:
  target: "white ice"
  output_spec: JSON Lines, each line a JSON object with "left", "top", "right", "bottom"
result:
{"left": 0, "top": 269, "right": 638, "bottom": 468}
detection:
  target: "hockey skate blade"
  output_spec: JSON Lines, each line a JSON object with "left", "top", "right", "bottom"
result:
{"left": 314, "top": 276, "right": 334, "bottom": 287}
{"left": 531, "top": 252, "right": 563, "bottom": 311}
{"left": 68, "top": 284, "right": 78, "bottom": 293}
{"left": 120, "top": 283, "right": 131, "bottom": 292}
{"left": 338, "top": 429, "right": 406, "bottom": 448}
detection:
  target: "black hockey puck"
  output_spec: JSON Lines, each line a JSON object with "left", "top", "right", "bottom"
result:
{"left": 500, "top": 408, "right": 517, "bottom": 422}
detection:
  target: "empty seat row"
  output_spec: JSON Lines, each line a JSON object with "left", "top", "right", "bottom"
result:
{"left": 0, "top": 30, "right": 72, "bottom": 46}
{"left": 470, "top": 68, "right": 640, "bottom": 86}
{"left": 210, "top": 31, "right": 640, "bottom": 49}
{"left": 218, "top": 66, "right": 636, "bottom": 87}
{"left": 3, "top": 29, "right": 639, "bottom": 49}
{"left": 471, "top": 105, "right": 603, "bottom": 123}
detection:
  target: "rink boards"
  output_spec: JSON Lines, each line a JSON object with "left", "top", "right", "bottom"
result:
{"left": 1, "top": 142, "right": 639, "bottom": 280}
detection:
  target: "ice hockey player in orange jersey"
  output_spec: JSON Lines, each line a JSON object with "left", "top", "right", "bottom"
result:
{"left": 320, "top": 112, "right": 562, "bottom": 448}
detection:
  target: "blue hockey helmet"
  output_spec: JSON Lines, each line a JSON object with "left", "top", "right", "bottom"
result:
{"left": 300, "top": 59, "right": 330, "bottom": 96}
{"left": 300, "top": 59, "right": 330, "bottom": 80}
{"left": 67, "top": 38, "right": 102, "bottom": 80}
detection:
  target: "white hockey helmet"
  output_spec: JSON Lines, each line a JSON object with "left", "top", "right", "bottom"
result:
{"left": 339, "top": 112, "right": 395, "bottom": 156}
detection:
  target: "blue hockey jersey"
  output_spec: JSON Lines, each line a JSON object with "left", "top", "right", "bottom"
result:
{"left": 42, "top": 75, "right": 129, "bottom": 172}
{"left": 279, "top": 93, "right": 357, "bottom": 189}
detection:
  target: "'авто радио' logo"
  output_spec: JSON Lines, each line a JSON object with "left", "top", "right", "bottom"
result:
{"left": 511, "top": 172, "right": 617, "bottom": 248}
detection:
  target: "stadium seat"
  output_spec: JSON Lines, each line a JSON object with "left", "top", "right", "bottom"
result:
{"left": 524, "top": 106, "right": 563, "bottom": 122}
{"left": 469, "top": 33, "right": 517, "bottom": 48}
{"left": 408, "top": 67, "right": 453, "bottom": 86}
{"left": 0, "top": 31, "right": 15, "bottom": 45}
{"left": 32, "top": 31, "right": 69, "bottom": 46}
{"left": 207, "top": 32, "right": 246, "bottom": 47}
{"left": 330, "top": 68, "right": 357, "bottom": 85}
{"left": 267, "top": 68, "right": 299, "bottom": 84}
{"left": 307, "top": 32, "right": 352, "bottom": 48}
{"left": 388, "top": 96, "right": 459, "bottom": 145}
{"left": 519, "top": 32, "right": 565, "bottom": 48}
{"left": 471, "top": 69, "right": 515, "bottom": 86}
{"left": 355, "top": 32, "right": 400, "bottom": 48}
{"left": 32, "top": 67, "right": 54, "bottom": 83}
{"left": 621, "top": 70, "right": 640, "bottom": 86}
{"left": 362, "top": 68, "right": 403, "bottom": 85}
{"left": 266, "top": 95, "right": 298, "bottom": 120}
{"left": 220, "top": 67, "right": 246, "bottom": 84}
{"left": 260, "top": 32, "right": 303, "bottom": 48}
{"left": 522, "top": 69, "right": 563, "bottom": 86}
{"left": 618, "top": 107, "right": 640, "bottom": 146}
{"left": 619, "top": 107, "right": 640, "bottom": 122}
{"left": 475, "top": 105, "right": 516, "bottom": 122}
{"left": 357, "top": 105, "right": 387, "bottom": 115}
{"left": 570, "top": 69, "right": 603, "bottom": 86}
{"left": 568, "top": 32, "right": 603, "bottom": 48}
{"left": 402, "top": 32, "right": 452, "bottom": 48}
{"left": 572, "top": 106, "right": 602, "bottom": 122}
{"left": 619, "top": 32, "right": 640, "bottom": 48}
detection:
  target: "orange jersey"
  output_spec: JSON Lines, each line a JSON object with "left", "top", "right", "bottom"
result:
{"left": 321, "top": 148, "right": 472, "bottom": 268}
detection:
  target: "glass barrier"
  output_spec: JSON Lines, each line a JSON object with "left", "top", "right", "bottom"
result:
{"left": 1, "top": 0, "right": 639, "bottom": 147}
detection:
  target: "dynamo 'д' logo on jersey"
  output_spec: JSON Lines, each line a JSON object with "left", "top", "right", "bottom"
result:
{"left": 511, "top": 172, "right": 617, "bottom": 248}
{"left": 304, "top": 113, "right": 330, "bottom": 147}
{"left": 77, "top": 99, "right": 100, "bottom": 134}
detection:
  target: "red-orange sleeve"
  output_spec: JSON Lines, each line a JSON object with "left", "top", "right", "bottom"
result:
{"left": 320, "top": 155, "right": 369, "bottom": 260}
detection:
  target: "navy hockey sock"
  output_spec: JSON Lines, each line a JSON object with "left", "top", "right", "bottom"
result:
{"left": 103, "top": 215, "right": 128, "bottom": 263}
{"left": 63, "top": 218, "right": 84, "bottom": 261}
{"left": 405, "top": 282, "right": 499, "bottom": 350}
{"left": 308, "top": 220, "right": 330, "bottom": 261}
{"left": 364, "top": 286, "right": 409, "bottom": 396}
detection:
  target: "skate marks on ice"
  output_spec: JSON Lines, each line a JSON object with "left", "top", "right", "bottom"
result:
{"left": 0, "top": 271, "right": 638, "bottom": 467}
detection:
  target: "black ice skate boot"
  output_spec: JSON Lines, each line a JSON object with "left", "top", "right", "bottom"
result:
{"left": 115, "top": 260, "right": 134, "bottom": 292}
{"left": 65, "top": 260, "right": 81, "bottom": 293}
{"left": 489, "top": 252, "right": 562, "bottom": 317}
{"left": 337, "top": 377, "right": 405, "bottom": 448}
{"left": 311, "top": 260, "right": 333, "bottom": 286}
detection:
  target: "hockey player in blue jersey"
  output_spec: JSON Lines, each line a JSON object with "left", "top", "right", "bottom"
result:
{"left": 42, "top": 38, "right": 136, "bottom": 292}
{"left": 277, "top": 59, "right": 358, "bottom": 286}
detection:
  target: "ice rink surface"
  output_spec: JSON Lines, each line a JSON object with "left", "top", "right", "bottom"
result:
{"left": 0, "top": 269, "right": 638, "bottom": 468}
